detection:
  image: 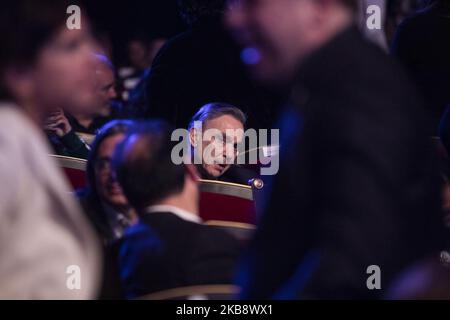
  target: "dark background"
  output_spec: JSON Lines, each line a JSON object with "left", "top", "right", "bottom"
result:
{"left": 84, "top": 0, "right": 185, "bottom": 65}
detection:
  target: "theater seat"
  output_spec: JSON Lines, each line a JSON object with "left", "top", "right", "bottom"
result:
{"left": 199, "top": 179, "right": 261, "bottom": 225}
{"left": 137, "top": 285, "right": 239, "bottom": 300}
{"left": 204, "top": 220, "right": 255, "bottom": 243}
{"left": 50, "top": 155, "right": 87, "bottom": 190}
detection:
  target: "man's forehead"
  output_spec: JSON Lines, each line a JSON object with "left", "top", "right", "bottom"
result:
{"left": 203, "top": 114, "right": 244, "bottom": 131}
{"left": 201, "top": 129, "right": 245, "bottom": 143}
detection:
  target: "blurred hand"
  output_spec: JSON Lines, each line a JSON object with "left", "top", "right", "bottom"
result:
{"left": 44, "top": 110, "right": 72, "bottom": 137}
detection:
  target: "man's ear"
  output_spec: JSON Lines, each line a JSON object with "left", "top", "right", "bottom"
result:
{"left": 185, "top": 163, "right": 200, "bottom": 182}
{"left": 189, "top": 127, "right": 198, "bottom": 147}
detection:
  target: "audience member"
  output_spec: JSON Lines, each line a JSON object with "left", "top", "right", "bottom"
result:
{"left": 68, "top": 54, "right": 123, "bottom": 134}
{"left": 45, "top": 108, "right": 91, "bottom": 159}
{"left": 113, "top": 121, "right": 240, "bottom": 298}
{"left": 118, "top": 35, "right": 166, "bottom": 102}
{"left": 78, "top": 120, "right": 138, "bottom": 299}
{"left": 392, "top": 0, "right": 450, "bottom": 133}
{"left": 188, "top": 103, "right": 257, "bottom": 185}
{"left": 385, "top": 0, "right": 421, "bottom": 45}
{"left": 78, "top": 120, "right": 138, "bottom": 244}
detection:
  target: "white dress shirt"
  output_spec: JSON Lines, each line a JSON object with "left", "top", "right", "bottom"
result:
{"left": 145, "top": 205, "right": 202, "bottom": 224}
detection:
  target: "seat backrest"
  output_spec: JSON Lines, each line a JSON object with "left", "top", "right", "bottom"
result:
{"left": 204, "top": 220, "right": 255, "bottom": 243}
{"left": 137, "top": 285, "right": 240, "bottom": 300}
{"left": 50, "top": 155, "right": 87, "bottom": 190}
{"left": 199, "top": 179, "right": 256, "bottom": 224}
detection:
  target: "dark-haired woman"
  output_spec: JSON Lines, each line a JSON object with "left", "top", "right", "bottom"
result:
{"left": 78, "top": 120, "right": 138, "bottom": 244}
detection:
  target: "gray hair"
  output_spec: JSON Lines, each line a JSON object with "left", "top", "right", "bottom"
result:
{"left": 188, "top": 102, "right": 247, "bottom": 131}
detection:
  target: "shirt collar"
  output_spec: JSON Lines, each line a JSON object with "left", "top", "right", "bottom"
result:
{"left": 145, "top": 205, "right": 202, "bottom": 224}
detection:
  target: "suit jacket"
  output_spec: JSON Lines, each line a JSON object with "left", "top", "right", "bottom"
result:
{"left": 239, "top": 26, "right": 446, "bottom": 299}
{"left": 118, "top": 211, "right": 240, "bottom": 298}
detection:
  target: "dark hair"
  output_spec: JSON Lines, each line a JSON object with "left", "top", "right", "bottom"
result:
{"left": 85, "top": 120, "right": 135, "bottom": 204}
{"left": 188, "top": 102, "right": 247, "bottom": 131}
{"left": 177, "top": 0, "right": 227, "bottom": 26}
{"left": 0, "top": 0, "right": 75, "bottom": 100}
{"left": 113, "top": 121, "right": 186, "bottom": 212}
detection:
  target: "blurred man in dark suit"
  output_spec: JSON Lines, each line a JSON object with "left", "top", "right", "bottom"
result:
{"left": 113, "top": 121, "right": 240, "bottom": 298}
{"left": 227, "top": 0, "right": 445, "bottom": 299}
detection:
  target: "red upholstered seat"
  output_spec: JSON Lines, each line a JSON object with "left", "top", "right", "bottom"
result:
{"left": 62, "top": 167, "right": 87, "bottom": 190}
{"left": 199, "top": 180, "right": 257, "bottom": 225}
{"left": 50, "top": 155, "right": 87, "bottom": 190}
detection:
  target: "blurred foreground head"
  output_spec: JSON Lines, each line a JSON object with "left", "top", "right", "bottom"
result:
{"left": 226, "top": 0, "right": 357, "bottom": 83}
{"left": 0, "top": 0, "right": 98, "bottom": 121}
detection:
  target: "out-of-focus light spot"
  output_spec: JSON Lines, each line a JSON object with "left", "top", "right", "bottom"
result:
{"left": 241, "top": 47, "right": 261, "bottom": 65}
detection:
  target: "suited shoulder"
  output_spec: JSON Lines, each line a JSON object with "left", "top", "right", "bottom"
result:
{"left": 193, "top": 223, "right": 241, "bottom": 253}
{"left": 351, "top": 33, "right": 417, "bottom": 94}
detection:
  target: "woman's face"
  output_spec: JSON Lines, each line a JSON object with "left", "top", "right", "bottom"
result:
{"left": 95, "top": 133, "right": 129, "bottom": 210}
{"left": 32, "top": 24, "right": 100, "bottom": 116}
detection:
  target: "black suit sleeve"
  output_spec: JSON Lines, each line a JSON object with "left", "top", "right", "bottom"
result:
{"left": 240, "top": 87, "right": 443, "bottom": 299}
